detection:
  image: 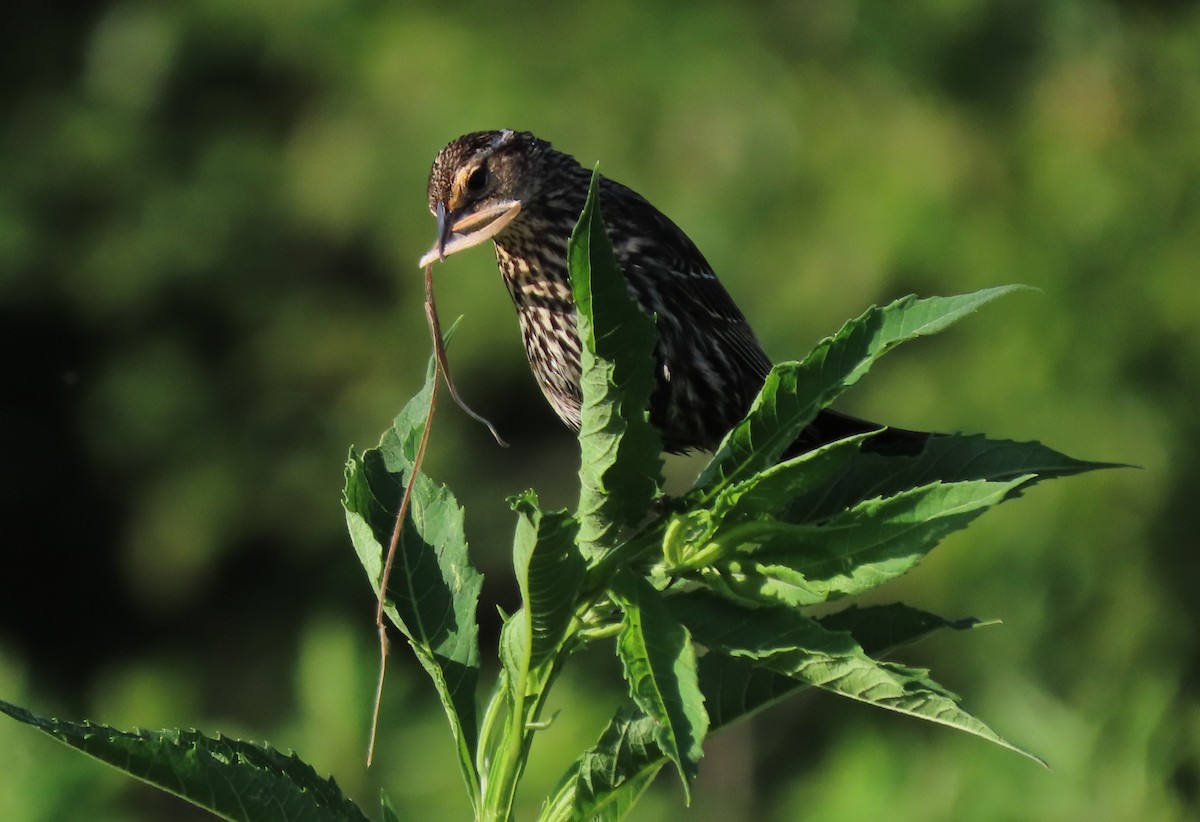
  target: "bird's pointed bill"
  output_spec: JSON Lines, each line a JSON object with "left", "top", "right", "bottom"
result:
{"left": 418, "top": 200, "right": 523, "bottom": 268}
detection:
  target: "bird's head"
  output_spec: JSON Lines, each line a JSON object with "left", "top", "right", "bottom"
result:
{"left": 418, "top": 129, "right": 549, "bottom": 268}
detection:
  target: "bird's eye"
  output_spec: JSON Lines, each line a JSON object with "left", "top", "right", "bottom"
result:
{"left": 466, "top": 165, "right": 489, "bottom": 197}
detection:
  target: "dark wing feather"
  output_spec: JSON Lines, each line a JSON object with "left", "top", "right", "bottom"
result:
{"left": 599, "top": 177, "right": 773, "bottom": 383}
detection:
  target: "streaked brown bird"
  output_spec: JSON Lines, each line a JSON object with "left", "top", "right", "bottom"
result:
{"left": 420, "top": 129, "right": 925, "bottom": 456}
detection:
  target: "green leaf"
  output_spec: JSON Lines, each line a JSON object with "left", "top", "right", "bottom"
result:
{"left": 569, "top": 168, "right": 663, "bottom": 561}
{"left": 841, "top": 288, "right": 1032, "bottom": 385}
{"left": 380, "top": 791, "right": 402, "bottom": 822}
{"left": 539, "top": 702, "right": 665, "bottom": 822}
{"left": 667, "top": 432, "right": 1113, "bottom": 596}
{"left": 697, "top": 287, "right": 1026, "bottom": 493}
{"left": 342, "top": 358, "right": 482, "bottom": 794}
{"left": 497, "top": 609, "right": 531, "bottom": 703}
{"left": 661, "top": 435, "right": 873, "bottom": 572}
{"left": 0, "top": 700, "right": 370, "bottom": 822}
{"left": 707, "top": 432, "right": 875, "bottom": 523}
{"left": 671, "top": 593, "right": 1044, "bottom": 765}
{"left": 477, "top": 612, "right": 535, "bottom": 820}
{"left": 701, "top": 604, "right": 979, "bottom": 729}
{"left": 475, "top": 650, "right": 516, "bottom": 813}
{"left": 818, "top": 603, "right": 980, "bottom": 654}
{"left": 479, "top": 497, "right": 585, "bottom": 821}
{"left": 543, "top": 603, "right": 973, "bottom": 820}
{"left": 609, "top": 571, "right": 708, "bottom": 798}
{"left": 477, "top": 486, "right": 589, "bottom": 821}
{"left": 701, "top": 476, "right": 1030, "bottom": 607}
{"left": 694, "top": 654, "right": 808, "bottom": 734}
{"left": 510, "top": 491, "right": 585, "bottom": 668}
{"left": 779, "top": 432, "right": 1123, "bottom": 525}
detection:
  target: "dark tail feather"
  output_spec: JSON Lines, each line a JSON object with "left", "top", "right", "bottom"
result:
{"left": 784, "top": 409, "right": 932, "bottom": 460}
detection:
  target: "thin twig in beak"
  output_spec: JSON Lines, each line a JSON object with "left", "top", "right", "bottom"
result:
{"left": 424, "top": 264, "right": 509, "bottom": 447}
{"left": 434, "top": 202, "right": 451, "bottom": 262}
{"left": 418, "top": 201, "right": 522, "bottom": 268}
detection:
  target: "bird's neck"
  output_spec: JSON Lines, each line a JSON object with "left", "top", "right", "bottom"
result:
{"left": 492, "top": 162, "right": 595, "bottom": 310}
{"left": 493, "top": 222, "right": 575, "bottom": 311}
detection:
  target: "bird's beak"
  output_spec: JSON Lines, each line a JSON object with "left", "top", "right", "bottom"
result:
{"left": 418, "top": 199, "right": 522, "bottom": 268}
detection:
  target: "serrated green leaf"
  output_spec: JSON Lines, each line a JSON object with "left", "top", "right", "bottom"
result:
{"left": 842, "top": 287, "right": 1032, "bottom": 384}
{"left": 477, "top": 497, "right": 586, "bottom": 822}
{"left": 569, "top": 169, "right": 663, "bottom": 561}
{"left": 671, "top": 593, "right": 1044, "bottom": 765}
{"left": 475, "top": 660, "right": 515, "bottom": 804}
{"left": 609, "top": 571, "right": 708, "bottom": 798}
{"left": 498, "top": 609, "right": 531, "bottom": 700}
{"left": 0, "top": 700, "right": 370, "bottom": 822}
{"left": 705, "top": 427, "right": 1098, "bottom": 528}
{"left": 708, "top": 433, "right": 875, "bottom": 522}
{"left": 543, "top": 603, "right": 973, "bottom": 821}
{"left": 662, "top": 435, "right": 871, "bottom": 572}
{"left": 701, "top": 476, "right": 1030, "bottom": 607}
{"left": 698, "top": 604, "right": 979, "bottom": 729}
{"left": 781, "top": 432, "right": 1123, "bottom": 524}
{"left": 694, "top": 653, "right": 805, "bottom": 733}
{"left": 697, "top": 287, "right": 1025, "bottom": 493}
{"left": 511, "top": 491, "right": 585, "bottom": 668}
{"left": 380, "top": 791, "right": 401, "bottom": 822}
{"left": 540, "top": 701, "right": 665, "bottom": 822}
{"left": 341, "top": 359, "right": 482, "bottom": 796}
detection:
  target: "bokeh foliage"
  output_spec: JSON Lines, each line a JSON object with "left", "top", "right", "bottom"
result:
{"left": 2, "top": 1, "right": 1197, "bottom": 820}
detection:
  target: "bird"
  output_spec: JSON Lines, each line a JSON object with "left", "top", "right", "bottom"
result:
{"left": 419, "top": 129, "right": 927, "bottom": 457}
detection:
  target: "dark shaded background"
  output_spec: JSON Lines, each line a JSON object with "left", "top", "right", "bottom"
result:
{"left": 2, "top": 1, "right": 1197, "bottom": 819}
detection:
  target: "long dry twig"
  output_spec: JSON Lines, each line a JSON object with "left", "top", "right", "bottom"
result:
{"left": 423, "top": 266, "right": 509, "bottom": 447}
{"left": 368, "top": 264, "right": 508, "bottom": 765}
{"left": 367, "top": 341, "right": 437, "bottom": 766}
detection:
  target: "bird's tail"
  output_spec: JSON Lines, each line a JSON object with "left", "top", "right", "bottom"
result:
{"left": 784, "top": 408, "right": 932, "bottom": 460}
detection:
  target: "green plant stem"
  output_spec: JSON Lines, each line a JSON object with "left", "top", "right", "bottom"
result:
{"left": 663, "top": 520, "right": 789, "bottom": 574}
{"left": 480, "top": 617, "right": 585, "bottom": 821}
{"left": 582, "top": 516, "right": 672, "bottom": 595}
{"left": 490, "top": 651, "right": 532, "bottom": 821}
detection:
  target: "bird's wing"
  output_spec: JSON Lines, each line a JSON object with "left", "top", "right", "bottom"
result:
{"left": 601, "top": 178, "right": 774, "bottom": 382}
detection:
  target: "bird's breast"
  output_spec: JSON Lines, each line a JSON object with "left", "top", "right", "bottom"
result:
{"left": 494, "top": 242, "right": 574, "bottom": 312}
{"left": 492, "top": 240, "right": 585, "bottom": 429}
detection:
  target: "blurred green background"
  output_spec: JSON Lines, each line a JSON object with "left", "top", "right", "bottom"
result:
{"left": 2, "top": 0, "right": 1197, "bottom": 819}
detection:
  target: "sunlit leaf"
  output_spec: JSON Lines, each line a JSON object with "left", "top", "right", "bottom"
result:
{"left": 511, "top": 491, "right": 584, "bottom": 667}
{"left": 697, "top": 287, "right": 1026, "bottom": 493}
{"left": 671, "top": 593, "right": 1044, "bottom": 765}
{"left": 543, "top": 603, "right": 978, "bottom": 820}
{"left": 609, "top": 572, "right": 707, "bottom": 798}
{"left": 779, "top": 433, "right": 1123, "bottom": 524}
{"left": 701, "top": 477, "right": 1030, "bottom": 607}
{"left": 570, "top": 169, "right": 663, "bottom": 561}
{"left": 342, "top": 357, "right": 482, "bottom": 792}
